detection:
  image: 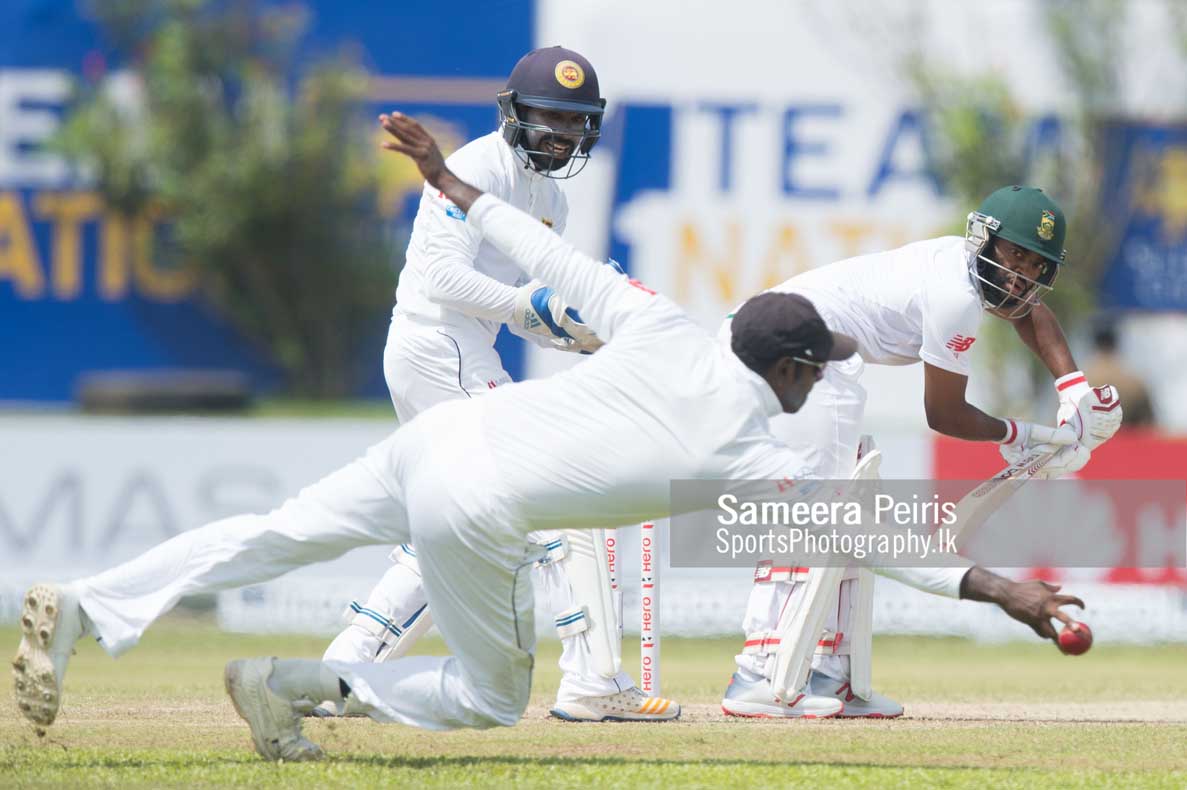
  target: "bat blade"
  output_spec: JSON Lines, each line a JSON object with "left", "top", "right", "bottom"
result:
{"left": 949, "top": 448, "right": 1058, "bottom": 546}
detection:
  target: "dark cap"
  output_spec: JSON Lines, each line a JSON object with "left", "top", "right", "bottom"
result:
{"left": 505, "top": 46, "right": 604, "bottom": 114}
{"left": 730, "top": 292, "right": 858, "bottom": 373}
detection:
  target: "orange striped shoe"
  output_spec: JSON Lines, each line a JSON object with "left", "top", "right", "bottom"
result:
{"left": 550, "top": 687, "right": 680, "bottom": 722}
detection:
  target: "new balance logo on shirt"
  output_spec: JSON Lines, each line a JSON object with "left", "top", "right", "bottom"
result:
{"left": 946, "top": 334, "right": 976, "bottom": 353}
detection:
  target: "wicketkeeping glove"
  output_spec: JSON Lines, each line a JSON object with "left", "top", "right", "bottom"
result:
{"left": 1054, "top": 371, "right": 1123, "bottom": 450}
{"left": 512, "top": 282, "right": 604, "bottom": 353}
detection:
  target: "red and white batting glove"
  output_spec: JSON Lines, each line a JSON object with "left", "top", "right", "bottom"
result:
{"left": 1036, "top": 443, "right": 1092, "bottom": 479}
{"left": 998, "top": 418, "right": 1077, "bottom": 466}
{"left": 1055, "top": 371, "right": 1123, "bottom": 450}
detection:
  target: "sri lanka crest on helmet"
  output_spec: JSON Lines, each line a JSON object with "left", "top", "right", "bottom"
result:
{"left": 554, "top": 60, "right": 585, "bottom": 89}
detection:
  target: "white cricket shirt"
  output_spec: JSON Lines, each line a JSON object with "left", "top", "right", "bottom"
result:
{"left": 774, "top": 237, "right": 984, "bottom": 376}
{"left": 393, "top": 131, "right": 569, "bottom": 342}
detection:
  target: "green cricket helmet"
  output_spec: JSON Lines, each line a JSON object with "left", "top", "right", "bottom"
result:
{"left": 965, "top": 185, "right": 1067, "bottom": 318}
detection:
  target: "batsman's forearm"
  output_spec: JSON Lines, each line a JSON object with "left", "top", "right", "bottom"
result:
{"left": 958, "top": 566, "right": 1012, "bottom": 604}
{"left": 1012, "top": 304, "right": 1077, "bottom": 379}
{"left": 435, "top": 169, "right": 483, "bottom": 214}
{"left": 927, "top": 402, "right": 1011, "bottom": 442}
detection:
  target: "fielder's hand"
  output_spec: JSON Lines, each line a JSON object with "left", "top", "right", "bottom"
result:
{"left": 380, "top": 112, "right": 482, "bottom": 212}
{"left": 999, "top": 578, "right": 1086, "bottom": 642}
{"left": 961, "top": 567, "right": 1086, "bottom": 643}
{"left": 1055, "top": 372, "right": 1123, "bottom": 450}
{"left": 380, "top": 113, "right": 447, "bottom": 185}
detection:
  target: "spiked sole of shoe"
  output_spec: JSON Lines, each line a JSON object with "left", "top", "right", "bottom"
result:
{"left": 12, "top": 585, "right": 63, "bottom": 728}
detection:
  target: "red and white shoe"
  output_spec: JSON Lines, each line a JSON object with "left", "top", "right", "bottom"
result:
{"left": 808, "top": 671, "right": 903, "bottom": 718}
{"left": 720, "top": 672, "right": 843, "bottom": 718}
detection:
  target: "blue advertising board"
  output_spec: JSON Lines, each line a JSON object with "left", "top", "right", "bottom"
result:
{"left": 1098, "top": 121, "right": 1187, "bottom": 312}
{"left": 0, "top": 0, "right": 532, "bottom": 401}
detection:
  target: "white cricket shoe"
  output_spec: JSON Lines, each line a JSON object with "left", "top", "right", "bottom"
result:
{"left": 720, "top": 672, "right": 843, "bottom": 719}
{"left": 12, "top": 583, "right": 86, "bottom": 728}
{"left": 550, "top": 686, "right": 680, "bottom": 722}
{"left": 224, "top": 658, "right": 324, "bottom": 762}
{"left": 807, "top": 671, "right": 904, "bottom": 719}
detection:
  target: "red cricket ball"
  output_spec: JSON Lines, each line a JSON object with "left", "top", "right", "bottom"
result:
{"left": 1057, "top": 621, "right": 1093, "bottom": 655}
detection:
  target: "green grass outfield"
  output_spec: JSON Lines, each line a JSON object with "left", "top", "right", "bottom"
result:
{"left": 3, "top": 617, "right": 1186, "bottom": 788}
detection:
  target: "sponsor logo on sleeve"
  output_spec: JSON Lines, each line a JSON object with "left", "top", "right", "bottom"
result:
{"left": 946, "top": 334, "right": 976, "bottom": 353}
{"left": 435, "top": 191, "right": 466, "bottom": 220}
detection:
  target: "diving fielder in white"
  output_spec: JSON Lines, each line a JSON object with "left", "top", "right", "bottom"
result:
{"left": 322, "top": 46, "right": 676, "bottom": 721}
{"left": 12, "top": 115, "right": 1090, "bottom": 761}
{"left": 720, "top": 186, "right": 1123, "bottom": 719}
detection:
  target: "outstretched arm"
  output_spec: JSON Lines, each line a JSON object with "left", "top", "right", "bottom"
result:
{"left": 922, "top": 363, "right": 1010, "bottom": 441}
{"left": 878, "top": 566, "right": 1085, "bottom": 645}
{"left": 382, "top": 113, "right": 484, "bottom": 213}
{"left": 959, "top": 566, "right": 1085, "bottom": 643}
{"left": 1010, "top": 303, "right": 1077, "bottom": 379}
{"left": 381, "top": 112, "right": 653, "bottom": 342}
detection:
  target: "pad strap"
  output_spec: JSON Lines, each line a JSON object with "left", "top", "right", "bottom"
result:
{"left": 387, "top": 543, "right": 419, "bottom": 568}
{"left": 815, "top": 630, "right": 846, "bottom": 655}
{"left": 742, "top": 631, "right": 782, "bottom": 656}
{"left": 554, "top": 606, "right": 591, "bottom": 639}
{"left": 535, "top": 535, "right": 569, "bottom": 567}
{"left": 753, "top": 561, "right": 810, "bottom": 584}
{"left": 349, "top": 601, "right": 426, "bottom": 640}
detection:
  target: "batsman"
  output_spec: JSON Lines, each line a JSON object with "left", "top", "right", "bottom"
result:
{"left": 721, "top": 186, "right": 1125, "bottom": 719}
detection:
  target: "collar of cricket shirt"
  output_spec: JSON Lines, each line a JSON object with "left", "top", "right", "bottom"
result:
{"left": 724, "top": 346, "right": 783, "bottom": 419}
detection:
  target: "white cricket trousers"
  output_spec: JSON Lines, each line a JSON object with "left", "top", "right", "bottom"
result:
{"left": 323, "top": 311, "right": 632, "bottom": 701}
{"left": 76, "top": 401, "right": 544, "bottom": 730}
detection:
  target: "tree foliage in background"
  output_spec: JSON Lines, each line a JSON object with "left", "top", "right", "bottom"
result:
{"left": 55, "top": 0, "right": 397, "bottom": 398}
{"left": 903, "top": 0, "right": 1133, "bottom": 415}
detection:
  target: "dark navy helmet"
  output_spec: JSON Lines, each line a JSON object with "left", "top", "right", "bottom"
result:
{"left": 497, "top": 46, "right": 606, "bottom": 179}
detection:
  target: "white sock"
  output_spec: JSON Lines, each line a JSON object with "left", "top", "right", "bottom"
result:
{"left": 267, "top": 659, "right": 344, "bottom": 706}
